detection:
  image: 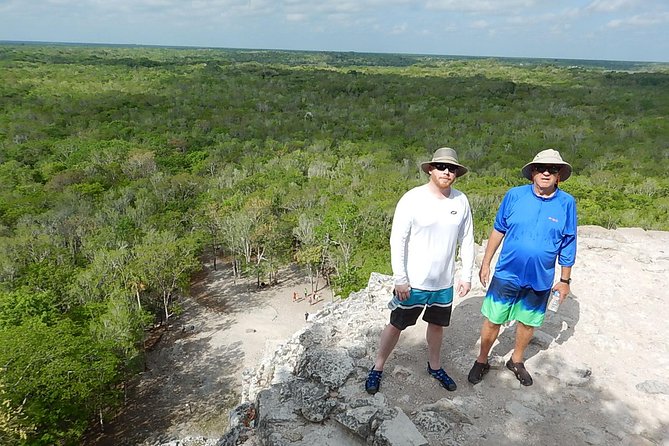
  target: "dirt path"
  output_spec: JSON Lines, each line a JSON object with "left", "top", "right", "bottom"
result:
{"left": 86, "top": 263, "right": 331, "bottom": 446}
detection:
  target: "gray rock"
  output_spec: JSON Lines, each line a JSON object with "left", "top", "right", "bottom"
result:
{"left": 216, "top": 426, "right": 254, "bottom": 446}
{"left": 228, "top": 402, "right": 256, "bottom": 429}
{"left": 256, "top": 385, "right": 299, "bottom": 425}
{"left": 333, "top": 405, "right": 381, "bottom": 438}
{"left": 418, "top": 398, "right": 472, "bottom": 425}
{"left": 635, "top": 380, "right": 669, "bottom": 395}
{"left": 373, "top": 407, "right": 429, "bottom": 446}
{"left": 504, "top": 400, "right": 544, "bottom": 423}
{"left": 577, "top": 424, "right": 607, "bottom": 445}
{"left": 291, "top": 380, "right": 337, "bottom": 422}
{"left": 412, "top": 410, "right": 452, "bottom": 434}
{"left": 297, "top": 347, "right": 354, "bottom": 388}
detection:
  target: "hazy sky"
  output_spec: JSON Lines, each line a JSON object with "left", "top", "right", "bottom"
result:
{"left": 1, "top": 0, "right": 667, "bottom": 62}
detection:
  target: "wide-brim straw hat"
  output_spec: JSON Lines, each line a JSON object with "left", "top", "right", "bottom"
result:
{"left": 420, "top": 147, "right": 468, "bottom": 177}
{"left": 521, "top": 149, "right": 572, "bottom": 181}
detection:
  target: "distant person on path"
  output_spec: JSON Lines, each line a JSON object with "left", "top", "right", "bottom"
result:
{"left": 365, "top": 147, "right": 475, "bottom": 394}
{"left": 468, "top": 149, "right": 577, "bottom": 387}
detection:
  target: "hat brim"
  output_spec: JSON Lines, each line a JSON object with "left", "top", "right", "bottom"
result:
{"left": 521, "top": 162, "right": 572, "bottom": 181}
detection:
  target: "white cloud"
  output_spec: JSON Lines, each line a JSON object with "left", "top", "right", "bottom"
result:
{"left": 550, "top": 22, "right": 572, "bottom": 34}
{"left": 285, "top": 13, "right": 306, "bottom": 22}
{"left": 425, "top": 0, "right": 537, "bottom": 13}
{"left": 390, "top": 23, "right": 408, "bottom": 34}
{"left": 506, "top": 6, "right": 580, "bottom": 26}
{"left": 607, "top": 11, "right": 669, "bottom": 28}
{"left": 587, "top": 0, "right": 639, "bottom": 13}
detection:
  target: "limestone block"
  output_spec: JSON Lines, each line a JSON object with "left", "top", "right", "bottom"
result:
{"left": 297, "top": 347, "right": 354, "bottom": 389}
{"left": 373, "top": 407, "right": 428, "bottom": 446}
{"left": 333, "top": 405, "right": 381, "bottom": 438}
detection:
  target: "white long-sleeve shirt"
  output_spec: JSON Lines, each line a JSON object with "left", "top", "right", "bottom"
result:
{"left": 390, "top": 184, "right": 475, "bottom": 291}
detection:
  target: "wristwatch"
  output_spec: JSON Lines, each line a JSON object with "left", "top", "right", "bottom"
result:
{"left": 559, "top": 278, "right": 572, "bottom": 284}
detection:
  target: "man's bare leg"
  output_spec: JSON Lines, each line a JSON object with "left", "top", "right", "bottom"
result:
{"left": 426, "top": 323, "right": 444, "bottom": 369}
{"left": 511, "top": 322, "right": 534, "bottom": 363}
{"left": 476, "top": 318, "right": 501, "bottom": 363}
{"left": 505, "top": 321, "right": 535, "bottom": 386}
{"left": 373, "top": 324, "right": 402, "bottom": 371}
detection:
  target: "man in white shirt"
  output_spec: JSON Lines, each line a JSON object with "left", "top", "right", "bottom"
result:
{"left": 365, "top": 147, "right": 475, "bottom": 394}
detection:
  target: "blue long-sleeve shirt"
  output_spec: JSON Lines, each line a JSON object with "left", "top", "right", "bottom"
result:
{"left": 493, "top": 184, "right": 577, "bottom": 290}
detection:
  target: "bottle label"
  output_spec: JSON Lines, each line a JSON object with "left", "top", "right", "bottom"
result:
{"left": 547, "top": 290, "right": 560, "bottom": 312}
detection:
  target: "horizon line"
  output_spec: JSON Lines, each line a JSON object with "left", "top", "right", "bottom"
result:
{"left": 1, "top": 39, "right": 667, "bottom": 66}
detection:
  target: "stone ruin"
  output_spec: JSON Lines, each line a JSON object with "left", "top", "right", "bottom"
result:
{"left": 219, "top": 272, "right": 438, "bottom": 446}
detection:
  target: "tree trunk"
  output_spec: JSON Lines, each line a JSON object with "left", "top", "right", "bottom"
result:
{"left": 163, "top": 291, "right": 170, "bottom": 325}
{"left": 136, "top": 290, "right": 142, "bottom": 312}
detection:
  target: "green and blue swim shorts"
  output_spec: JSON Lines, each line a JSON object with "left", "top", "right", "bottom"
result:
{"left": 481, "top": 276, "right": 551, "bottom": 327}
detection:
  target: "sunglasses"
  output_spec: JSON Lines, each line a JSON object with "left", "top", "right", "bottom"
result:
{"left": 532, "top": 164, "right": 561, "bottom": 175}
{"left": 431, "top": 163, "right": 459, "bottom": 173}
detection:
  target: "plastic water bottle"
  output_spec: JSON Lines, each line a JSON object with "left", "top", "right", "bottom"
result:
{"left": 387, "top": 291, "right": 402, "bottom": 310}
{"left": 547, "top": 290, "right": 561, "bottom": 312}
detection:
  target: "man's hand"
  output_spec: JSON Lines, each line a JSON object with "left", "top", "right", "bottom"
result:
{"left": 457, "top": 281, "right": 471, "bottom": 297}
{"left": 394, "top": 283, "right": 411, "bottom": 301}
{"left": 479, "top": 264, "right": 491, "bottom": 288}
{"left": 552, "top": 282, "right": 570, "bottom": 303}
{"left": 478, "top": 229, "right": 504, "bottom": 289}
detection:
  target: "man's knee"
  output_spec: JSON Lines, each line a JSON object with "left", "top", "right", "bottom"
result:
{"left": 516, "top": 321, "right": 534, "bottom": 331}
{"left": 386, "top": 323, "right": 402, "bottom": 334}
{"left": 483, "top": 318, "right": 501, "bottom": 329}
{"left": 425, "top": 322, "right": 444, "bottom": 334}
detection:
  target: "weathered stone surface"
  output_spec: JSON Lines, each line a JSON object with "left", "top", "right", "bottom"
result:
{"left": 214, "top": 233, "right": 669, "bottom": 446}
{"left": 219, "top": 274, "right": 437, "bottom": 446}
{"left": 418, "top": 397, "right": 473, "bottom": 425}
{"left": 635, "top": 380, "right": 669, "bottom": 395}
{"left": 577, "top": 424, "right": 607, "bottom": 445}
{"left": 373, "top": 407, "right": 429, "bottom": 446}
{"left": 256, "top": 385, "right": 299, "bottom": 425}
{"left": 297, "top": 347, "right": 355, "bottom": 388}
{"left": 530, "top": 328, "right": 555, "bottom": 348}
{"left": 412, "top": 410, "right": 452, "bottom": 434}
{"left": 333, "top": 405, "right": 380, "bottom": 438}
{"left": 504, "top": 400, "right": 544, "bottom": 423}
{"left": 299, "top": 420, "right": 367, "bottom": 446}
{"left": 216, "top": 426, "right": 255, "bottom": 446}
{"left": 291, "top": 380, "right": 337, "bottom": 422}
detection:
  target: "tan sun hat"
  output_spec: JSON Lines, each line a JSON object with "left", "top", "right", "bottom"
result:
{"left": 420, "top": 147, "right": 468, "bottom": 177}
{"left": 521, "top": 149, "right": 572, "bottom": 181}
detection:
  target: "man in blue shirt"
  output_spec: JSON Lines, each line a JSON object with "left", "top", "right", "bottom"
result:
{"left": 468, "top": 149, "right": 577, "bottom": 386}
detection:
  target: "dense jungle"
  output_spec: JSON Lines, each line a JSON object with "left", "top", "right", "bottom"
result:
{"left": 0, "top": 43, "right": 668, "bottom": 444}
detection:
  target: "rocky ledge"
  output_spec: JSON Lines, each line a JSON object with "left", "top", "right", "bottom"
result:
{"left": 220, "top": 272, "right": 435, "bottom": 446}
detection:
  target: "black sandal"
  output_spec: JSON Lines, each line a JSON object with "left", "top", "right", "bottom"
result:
{"left": 467, "top": 360, "right": 490, "bottom": 384}
{"left": 506, "top": 359, "right": 533, "bottom": 386}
